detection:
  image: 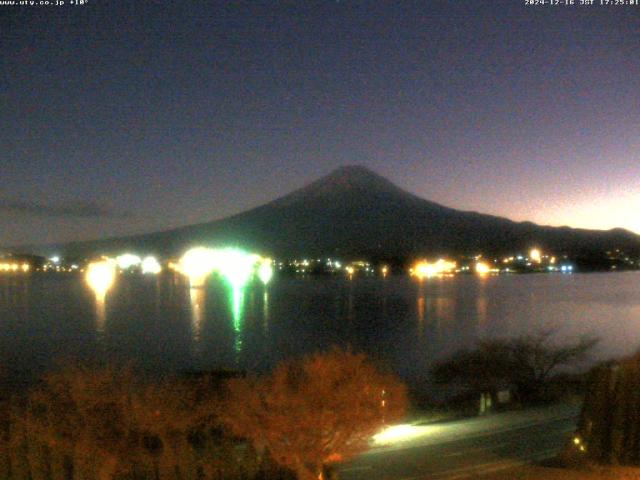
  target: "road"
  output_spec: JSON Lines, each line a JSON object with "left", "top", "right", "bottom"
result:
{"left": 339, "top": 403, "right": 580, "bottom": 480}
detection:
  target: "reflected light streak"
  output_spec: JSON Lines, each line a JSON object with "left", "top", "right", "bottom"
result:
{"left": 86, "top": 260, "right": 116, "bottom": 335}
{"left": 417, "top": 293, "right": 426, "bottom": 339}
{"left": 263, "top": 291, "right": 269, "bottom": 334}
{"left": 189, "top": 286, "right": 205, "bottom": 348}
{"left": 95, "top": 295, "right": 107, "bottom": 334}
{"left": 477, "top": 297, "right": 488, "bottom": 329}
{"left": 232, "top": 286, "right": 245, "bottom": 356}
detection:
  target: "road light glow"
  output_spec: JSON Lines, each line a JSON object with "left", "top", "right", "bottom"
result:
{"left": 373, "top": 424, "right": 439, "bottom": 445}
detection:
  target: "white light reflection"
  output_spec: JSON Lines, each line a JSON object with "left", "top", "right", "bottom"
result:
{"left": 417, "top": 286, "right": 425, "bottom": 339}
{"left": 262, "top": 291, "right": 269, "bottom": 334}
{"left": 85, "top": 260, "right": 116, "bottom": 334}
{"left": 189, "top": 286, "right": 205, "bottom": 352}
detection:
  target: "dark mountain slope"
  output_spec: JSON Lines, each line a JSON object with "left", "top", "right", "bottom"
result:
{"left": 14, "top": 166, "right": 640, "bottom": 259}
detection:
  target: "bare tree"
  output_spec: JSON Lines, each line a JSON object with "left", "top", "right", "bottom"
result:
{"left": 432, "top": 330, "right": 598, "bottom": 405}
{"left": 509, "top": 330, "right": 598, "bottom": 400}
{"left": 219, "top": 348, "right": 407, "bottom": 480}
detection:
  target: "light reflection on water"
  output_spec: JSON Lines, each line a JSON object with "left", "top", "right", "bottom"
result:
{"left": 94, "top": 291, "right": 107, "bottom": 337}
{"left": 189, "top": 286, "right": 205, "bottom": 350}
{"left": 1, "top": 272, "right": 640, "bottom": 390}
{"left": 232, "top": 286, "right": 245, "bottom": 358}
{"left": 262, "top": 291, "right": 269, "bottom": 334}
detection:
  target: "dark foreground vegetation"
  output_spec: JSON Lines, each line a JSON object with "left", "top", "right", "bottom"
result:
{"left": 0, "top": 331, "right": 622, "bottom": 480}
{"left": 430, "top": 330, "right": 599, "bottom": 413}
{"left": 575, "top": 351, "right": 640, "bottom": 466}
{"left": 0, "top": 349, "right": 407, "bottom": 480}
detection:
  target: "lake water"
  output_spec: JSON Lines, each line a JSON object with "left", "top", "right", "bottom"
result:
{"left": 1, "top": 272, "right": 639, "bottom": 391}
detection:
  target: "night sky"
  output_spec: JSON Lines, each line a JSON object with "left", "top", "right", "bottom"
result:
{"left": 1, "top": 0, "right": 638, "bottom": 247}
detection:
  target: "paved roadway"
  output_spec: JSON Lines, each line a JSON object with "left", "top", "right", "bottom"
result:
{"left": 339, "top": 403, "right": 580, "bottom": 480}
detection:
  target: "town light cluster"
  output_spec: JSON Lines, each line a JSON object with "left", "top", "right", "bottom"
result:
{"left": 11, "top": 244, "right": 584, "bottom": 283}
{"left": 410, "top": 259, "right": 457, "bottom": 279}
{"left": 407, "top": 247, "right": 577, "bottom": 280}
{"left": 175, "top": 247, "right": 273, "bottom": 288}
{"left": 0, "top": 262, "right": 29, "bottom": 272}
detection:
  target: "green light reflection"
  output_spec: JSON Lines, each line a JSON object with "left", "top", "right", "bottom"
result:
{"left": 231, "top": 285, "right": 245, "bottom": 356}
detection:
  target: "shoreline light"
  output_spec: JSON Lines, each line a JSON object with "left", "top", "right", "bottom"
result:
{"left": 411, "top": 259, "right": 456, "bottom": 280}
{"left": 217, "top": 249, "right": 258, "bottom": 288}
{"left": 177, "top": 247, "right": 270, "bottom": 288}
{"left": 86, "top": 260, "right": 116, "bottom": 297}
{"left": 179, "top": 247, "right": 219, "bottom": 286}
{"left": 258, "top": 258, "right": 274, "bottom": 285}
{"left": 475, "top": 261, "right": 491, "bottom": 275}
{"left": 529, "top": 248, "right": 542, "bottom": 263}
{"left": 141, "top": 256, "right": 162, "bottom": 274}
{"left": 116, "top": 253, "right": 142, "bottom": 270}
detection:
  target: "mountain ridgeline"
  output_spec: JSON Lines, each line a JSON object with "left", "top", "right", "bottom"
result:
{"left": 24, "top": 166, "right": 640, "bottom": 261}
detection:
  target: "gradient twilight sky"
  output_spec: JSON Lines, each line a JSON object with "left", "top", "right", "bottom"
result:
{"left": 1, "top": 0, "right": 639, "bottom": 246}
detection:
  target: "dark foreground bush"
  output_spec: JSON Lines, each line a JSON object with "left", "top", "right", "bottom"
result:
{"left": 0, "top": 365, "right": 283, "bottom": 480}
{"left": 0, "top": 349, "right": 406, "bottom": 480}
{"left": 219, "top": 348, "right": 408, "bottom": 480}
{"left": 577, "top": 352, "right": 640, "bottom": 466}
